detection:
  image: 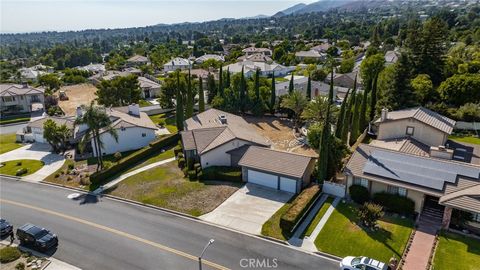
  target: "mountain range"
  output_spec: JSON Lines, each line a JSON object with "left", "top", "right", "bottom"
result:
{"left": 273, "top": 0, "right": 358, "bottom": 17}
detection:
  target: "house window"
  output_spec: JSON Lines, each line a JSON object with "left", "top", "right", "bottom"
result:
{"left": 121, "top": 127, "right": 126, "bottom": 131}
{"left": 387, "top": 185, "right": 407, "bottom": 196}
{"left": 471, "top": 212, "right": 480, "bottom": 223}
{"left": 406, "top": 126, "right": 415, "bottom": 136}
{"left": 353, "top": 178, "right": 369, "bottom": 188}
{"left": 141, "top": 133, "right": 146, "bottom": 137}
{"left": 2, "top": 96, "right": 14, "bottom": 102}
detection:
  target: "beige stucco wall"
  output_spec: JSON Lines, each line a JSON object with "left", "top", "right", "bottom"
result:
{"left": 301, "top": 159, "right": 316, "bottom": 187}
{"left": 377, "top": 119, "right": 447, "bottom": 147}
{"left": 200, "top": 139, "right": 252, "bottom": 168}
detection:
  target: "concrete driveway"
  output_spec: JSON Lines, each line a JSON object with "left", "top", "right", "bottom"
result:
{"left": 200, "top": 183, "right": 293, "bottom": 235}
{"left": 0, "top": 143, "right": 65, "bottom": 182}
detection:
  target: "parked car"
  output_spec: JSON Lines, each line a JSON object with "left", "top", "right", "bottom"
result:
{"left": 339, "top": 256, "right": 390, "bottom": 270}
{"left": 16, "top": 223, "right": 58, "bottom": 251}
{"left": 0, "top": 219, "right": 13, "bottom": 236}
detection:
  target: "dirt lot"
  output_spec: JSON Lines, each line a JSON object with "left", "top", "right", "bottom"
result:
{"left": 56, "top": 83, "right": 97, "bottom": 116}
{"left": 245, "top": 116, "right": 317, "bottom": 156}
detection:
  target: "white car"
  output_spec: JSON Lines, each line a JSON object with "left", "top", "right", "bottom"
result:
{"left": 339, "top": 256, "right": 390, "bottom": 270}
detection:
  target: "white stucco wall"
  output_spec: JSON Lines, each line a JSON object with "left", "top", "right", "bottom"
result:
{"left": 200, "top": 139, "right": 252, "bottom": 168}
{"left": 377, "top": 119, "right": 447, "bottom": 147}
{"left": 92, "top": 127, "right": 155, "bottom": 156}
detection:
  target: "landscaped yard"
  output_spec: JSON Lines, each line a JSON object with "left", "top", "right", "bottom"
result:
{"left": 0, "top": 159, "right": 44, "bottom": 176}
{"left": 149, "top": 113, "right": 178, "bottom": 134}
{"left": 0, "top": 133, "right": 22, "bottom": 154}
{"left": 432, "top": 231, "right": 480, "bottom": 270}
{"left": 301, "top": 196, "right": 334, "bottom": 237}
{"left": 314, "top": 202, "right": 413, "bottom": 262}
{"left": 108, "top": 161, "right": 241, "bottom": 216}
{"left": 449, "top": 135, "right": 480, "bottom": 145}
{"left": 124, "top": 148, "right": 175, "bottom": 173}
{"left": 43, "top": 159, "right": 91, "bottom": 189}
{"left": 261, "top": 200, "right": 294, "bottom": 241}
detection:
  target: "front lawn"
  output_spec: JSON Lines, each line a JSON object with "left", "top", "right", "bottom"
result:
{"left": 261, "top": 200, "right": 294, "bottom": 241}
{"left": 302, "top": 196, "right": 334, "bottom": 237}
{"left": 149, "top": 113, "right": 178, "bottom": 133}
{"left": 0, "top": 159, "right": 44, "bottom": 176}
{"left": 314, "top": 202, "right": 413, "bottom": 262}
{"left": 124, "top": 148, "right": 175, "bottom": 173}
{"left": 449, "top": 135, "right": 480, "bottom": 145}
{"left": 108, "top": 162, "right": 241, "bottom": 216}
{"left": 432, "top": 231, "right": 480, "bottom": 270}
{"left": 0, "top": 133, "right": 22, "bottom": 154}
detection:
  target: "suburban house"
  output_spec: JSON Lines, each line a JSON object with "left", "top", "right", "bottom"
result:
{"left": 237, "top": 53, "right": 273, "bottom": 63}
{"left": 0, "top": 83, "right": 45, "bottom": 116}
{"left": 385, "top": 50, "right": 400, "bottom": 65}
{"left": 18, "top": 64, "right": 52, "bottom": 81}
{"left": 344, "top": 107, "right": 480, "bottom": 233}
{"left": 17, "top": 116, "right": 76, "bottom": 144}
{"left": 311, "top": 43, "right": 331, "bottom": 53}
{"left": 137, "top": 76, "right": 161, "bottom": 99}
{"left": 126, "top": 55, "right": 150, "bottom": 66}
{"left": 225, "top": 61, "right": 294, "bottom": 78}
{"left": 163, "top": 57, "right": 192, "bottom": 72}
{"left": 325, "top": 71, "right": 362, "bottom": 89}
{"left": 195, "top": 54, "right": 225, "bottom": 64}
{"left": 242, "top": 47, "right": 272, "bottom": 56}
{"left": 295, "top": 50, "right": 326, "bottom": 61}
{"left": 180, "top": 109, "right": 316, "bottom": 193}
{"left": 76, "top": 63, "right": 106, "bottom": 74}
{"left": 275, "top": 76, "right": 338, "bottom": 98}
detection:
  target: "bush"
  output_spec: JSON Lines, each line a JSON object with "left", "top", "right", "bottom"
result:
{"left": 174, "top": 145, "right": 182, "bottom": 156}
{"left": 280, "top": 185, "right": 320, "bottom": 233}
{"left": 158, "top": 119, "right": 166, "bottom": 127}
{"left": 177, "top": 158, "right": 186, "bottom": 168}
{"left": 15, "top": 168, "right": 28, "bottom": 176}
{"left": 68, "top": 163, "right": 75, "bottom": 170}
{"left": 198, "top": 166, "right": 242, "bottom": 182}
{"left": 16, "top": 161, "right": 22, "bottom": 166}
{"left": 113, "top": 152, "right": 123, "bottom": 162}
{"left": 349, "top": 184, "right": 370, "bottom": 204}
{"left": 80, "top": 177, "right": 91, "bottom": 186}
{"left": 16, "top": 262, "right": 25, "bottom": 270}
{"left": 0, "top": 246, "right": 21, "bottom": 263}
{"left": 89, "top": 134, "right": 180, "bottom": 186}
{"left": 177, "top": 152, "right": 184, "bottom": 159}
{"left": 188, "top": 170, "right": 197, "bottom": 180}
{"left": 358, "top": 202, "right": 384, "bottom": 228}
{"left": 373, "top": 192, "right": 415, "bottom": 216}
{"left": 54, "top": 173, "right": 60, "bottom": 178}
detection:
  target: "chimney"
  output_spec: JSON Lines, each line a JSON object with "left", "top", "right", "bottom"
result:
{"left": 128, "top": 103, "right": 140, "bottom": 116}
{"left": 76, "top": 106, "right": 83, "bottom": 118}
{"left": 381, "top": 108, "right": 388, "bottom": 122}
{"left": 430, "top": 145, "right": 454, "bottom": 160}
{"left": 219, "top": 114, "right": 227, "bottom": 124}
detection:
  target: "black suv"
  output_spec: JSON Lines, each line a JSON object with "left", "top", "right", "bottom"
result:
{"left": 16, "top": 223, "right": 58, "bottom": 251}
{"left": 0, "top": 219, "right": 13, "bottom": 236}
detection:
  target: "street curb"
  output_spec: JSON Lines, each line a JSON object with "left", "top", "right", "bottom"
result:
{"left": 0, "top": 121, "right": 29, "bottom": 127}
{"left": 313, "top": 251, "right": 343, "bottom": 261}
{"left": 256, "top": 235, "right": 289, "bottom": 245}
{"left": 40, "top": 181, "right": 90, "bottom": 193}
{"left": 0, "top": 174, "right": 21, "bottom": 180}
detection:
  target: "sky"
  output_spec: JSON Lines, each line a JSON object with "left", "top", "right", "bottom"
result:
{"left": 1, "top": 0, "right": 317, "bottom": 33}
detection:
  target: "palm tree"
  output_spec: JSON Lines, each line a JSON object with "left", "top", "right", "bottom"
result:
{"left": 281, "top": 91, "right": 308, "bottom": 132}
{"left": 74, "top": 102, "right": 118, "bottom": 171}
{"left": 302, "top": 96, "right": 338, "bottom": 124}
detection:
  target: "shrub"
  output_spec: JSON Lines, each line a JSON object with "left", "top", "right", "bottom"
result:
{"left": 349, "top": 184, "right": 370, "bottom": 204}
{"left": 54, "top": 173, "right": 60, "bottom": 178}
{"left": 15, "top": 168, "right": 28, "bottom": 176}
{"left": 174, "top": 145, "right": 182, "bottom": 156}
{"left": 358, "top": 202, "right": 384, "bottom": 228}
{"left": 16, "top": 161, "right": 22, "bottom": 166}
{"left": 373, "top": 192, "right": 415, "bottom": 216}
{"left": 177, "top": 152, "right": 184, "bottom": 159}
{"left": 68, "top": 163, "right": 75, "bottom": 170}
{"left": 178, "top": 158, "right": 186, "bottom": 168}
{"left": 188, "top": 170, "right": 197, "bottom": 180}
{"left": 0, "top": 246, "right": 21, "bottom": 263}
{"left": 67, "top": 176, "right": 73, "bottom": 181}
{"left": 198, "top": 166, "right": 242, "bottom": 182}
{"left": 158, "top": 119, "right": 166, "bottom": 127}
{"left": 16, "top": 262, "right": 25, "bottom": 270}
{"left": 280, "top": 185, "right": 320, "bottom": 232}
{"left": 113, "top": 152, "right": 122, "bottom": 162}
{"left": 80, "top": 177, "right": 91, "bottom": 186}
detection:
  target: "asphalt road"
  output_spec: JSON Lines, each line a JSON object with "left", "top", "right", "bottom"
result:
{"left": 0, "top": 123, "right": 27, "bottom": 134}
{"left": 0, "top": 177, "right": 340, "bottom": 270}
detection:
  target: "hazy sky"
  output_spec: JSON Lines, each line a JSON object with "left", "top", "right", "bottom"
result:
{"left": 1, "top": 0, "right": 317, "bottom": 33}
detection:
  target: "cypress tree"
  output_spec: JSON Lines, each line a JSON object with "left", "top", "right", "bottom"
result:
{"left": 240, "top": 66, "right": 246, "bottom": 113}
{"left": 350, "top": 92, "right": 362, "bottom": 145}
{"left": 335, "top": 88, "right": 350, "bottom": 138}
{"left": 198, "top": 77, "right": 205, "bottom": 112}
{"left": 218, "top": 65, "right": 224, "bottom": 97}
{"left": 254, "top": 68, "right": 260, "bottom": 101}
{"left": 185, "top": 69, "right": 193, "bottom": 118}
{"left": 341, "top": 74, "right": 357, "bottom": 144}
{"left": 270, "top": 72, "right": 276, "bottom": 115}
{"left": 317, "top": 72, "right": 335, "bottom": 184}
{"left": 225, "top": 67, "right": 231, "bottom": 88}
{"left": 359, "top": 86, "right": 368, "bottom": 132}
{"left": 369, "top": 73, "right": 379, "bottom": 121}
{"left": 206, "top": 73, "right": 216, "bottom": 103}
{"left": 288, "top": 73, "right": 294, "bottom": 94}
{"left": 175, "top": 72, "right": 184, "bottom": 131}
{"left": 306, "top": 75, "right": 312, "bottom": 100}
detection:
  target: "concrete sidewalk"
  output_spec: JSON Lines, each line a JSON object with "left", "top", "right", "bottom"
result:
{"left": 92, "top": 157, "right": 176, "bottom": 194}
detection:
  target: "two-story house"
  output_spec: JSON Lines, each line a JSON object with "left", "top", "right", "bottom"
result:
{"left": 0, "top": 83, "right": 45, "bottom": 116}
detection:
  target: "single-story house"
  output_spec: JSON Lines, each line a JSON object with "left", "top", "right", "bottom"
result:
{"left": 311, "top": 43, "right": 331, "bottom": 53}
{"left": 275, "top": 76, "right": 338, "bottom": 98}
{"left": 242, "top": 47, "right": 272, "bottom": 56}
{"left": 237, "top": 53, "right": 273, "bottom": 63}
{"left": 295, "top": 50, "right": 326, "bottom": 61}
{"left": 76, "top": 63, "right": 105, "bottom": 74}
{"left": 17, "top": 116, "right": 76, "bottom": 144}
{"left": 325, "top": 71, "right": 362, "bottom": 89}
{"left": 163, "top": 57, "right": 192, "bottom": 72}
{"left": 225, "top": 60, "right": 294, "bottom": 78}
{"left": 195, "top": 54, "right": 225, "bottom": 64}
{"left": 0, "top": 83, "right": 45, "bottom": 116}
{"left": 138, "top": 76, "right": 161, "bottom": 99}
{"left": 126, "top": 55, "right": 150, "bottom": 66}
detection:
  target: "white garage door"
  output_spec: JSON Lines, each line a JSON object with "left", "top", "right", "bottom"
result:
{"left": 33, "top": 132, "right": 45, "bottom": 143}
{"left": 247, "top": 169, "right": 278, "bottom": 189}
{"left": 280, "top": 177, "right": 297, "bottom": 193}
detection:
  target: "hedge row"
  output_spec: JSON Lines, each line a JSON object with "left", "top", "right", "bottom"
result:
{"left": 349, "top": 184, "right": 369, "bottom": 204}
{"left": 373, "top": 192, "right": 415, "bottom": 216}
{"left": 90, "top": 134, "right": 179, "bottom": 185}
{"left": 198, "top": 166, "right": 242, "bottom": 182}
{"left": 280, "top": 185, "right": 320, "bottom": 233}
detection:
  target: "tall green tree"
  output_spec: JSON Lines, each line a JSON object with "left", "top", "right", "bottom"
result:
{"left": 218, "top": 65, "right": 224, "bottom": 97}
{"left": 96, "top": 74, "right": 141, "bottom": 107}
{"left": 43, "top": 119, "right": 70, "bottom": 153}
{"left": 317, "top": 71, "right": 335, "bottom": 184}
{"left": 239, "top": 66, "right": 247, "bottom": 113}
{"left": 306, "top": 75, "right": 312, "bottom": 100}
{"left": 288, "top": 73, "right": 294, "bottom": 94}
{"left": 369, "top": 73, "right": 379, "bottom": 121}
{"left": 175, "top": 72, "right": 185, "bottom": 131}
{"left": 280, "top": 91, "right": 308, "bottom": 131}
{"left": 225, "top": 67, "right": 231, "bottom": 89}
{"left": 74, "top": 102, "right": 118, "bottom": 171}
{"left": 254, "top": 68, "right": 260, "bottom": 101}
{"left": 270, "top": 72, "right": 276, "bottom": 114}
{"left": 341, "top": 74, "right": 357, "bottom": 144}
{"left": 359, "top": 86, "right": 368, "bottom": 132}
{"left": 198, "top": 77, "right": 205, "bottom": 112}
{"left": 335, "top": 88, "right": 350, "bottom": 139}
{"left": 350, "top": 92, "right": 362, "bottom": 145}
{"left": 206, "top": 73, "right": 216, "bottom": 103}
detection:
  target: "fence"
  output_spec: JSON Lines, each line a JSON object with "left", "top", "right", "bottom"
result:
{"left": 323, "top": 181, "right": 346, "bottom": 198}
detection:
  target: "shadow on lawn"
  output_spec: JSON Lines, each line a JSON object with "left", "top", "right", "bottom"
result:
{"left": 442, "top": 231, "right": 480, "bottom": 256}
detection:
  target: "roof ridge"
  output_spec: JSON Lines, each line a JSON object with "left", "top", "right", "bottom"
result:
{"left": 440, "top": 184, "right": 480, "bottom": 203}
{"left": 249, "top": 145, "right": 316, "bottom": 158}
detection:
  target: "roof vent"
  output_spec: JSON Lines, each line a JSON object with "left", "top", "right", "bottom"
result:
{"left": 128, "top": 103, "right": 140, "bottom": 116}
{"left": 381, "top": 108, "right": 388, "bottom": 122}
{"left": 219, "top": 114, "right": 227, "bottom": 124}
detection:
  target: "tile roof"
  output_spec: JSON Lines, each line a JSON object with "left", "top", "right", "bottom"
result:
{"left": 295, "top": 50, "right": 324, "bottom": 58}
{"left": 27, "top": 116, "right": 75, "bottom": 129}
{"left": 440, "top": 184, "right": 480, "bottom": 213}
{"left": 195, "top": 54, "right": 225, "bottom": 63}
{"left": 127, "top": 55, "right": 149, "bottom": 63}
{"left": 164, "top": 57, "right": 191, "bottom": 66}
{"left": 238, "top": 146, "right": 315, "bottom": 179}
{"left": 138, "top": 76, "right": 161, "bottom": 89}
{"left": 0, "top": 84, "right": 44, "bottom": 96}
{"left": 375, "top": 107, "right": 456, "bottom": 134}
{"left": 98, "top": 106, "right": 157, "bottom": 134}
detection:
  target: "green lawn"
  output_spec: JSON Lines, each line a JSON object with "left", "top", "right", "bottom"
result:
{"left": 108, "top": 162, "right": 241, "bottom": 216}
{"left": 261, "top": 200, "right": 294, "bottom": 241}
{"left": 432, "top": 231, "right": 480, "bottom": 270}
{"left": 0, "top": 159, "right": 44, "bottom": 176}
{"left": 449, "top": 135, "right": 480, "bottom": 145}
{"left": 301, "top": 196, "right": 334, "bottom": 237}
{"left": 124, "top": 148, "right": 175, "bottom": 173}
{"left": 314, "top": 202, "right": 413, "bottom": 262}
{"left": 149, "top": 113, "right": 178, "bottom": 133}
{"left": 138, "top": 99, "right": 152, "bottom": 107}
{"left": 0, "top": 133, "right": 22, "bottom": 154}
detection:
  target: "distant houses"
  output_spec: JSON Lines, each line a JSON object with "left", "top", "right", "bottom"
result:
{"left": 295, "top": 50, "right": 326, "bottom": 62}
{"left": 225, "top": 61, "right": 294, "bottom": 78}
{"left": 195, "top": 54, "right": 225, "bottom": 64}
{"left": 163, "top": 57, "right": 192, "bottom": 72}
{"left": 126, "top": 55, "right": 150, "bottom": 67}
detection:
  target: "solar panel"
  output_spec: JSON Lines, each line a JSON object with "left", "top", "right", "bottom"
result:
{"left": 363, "top": 150, "right": 480, "bottom": 190}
